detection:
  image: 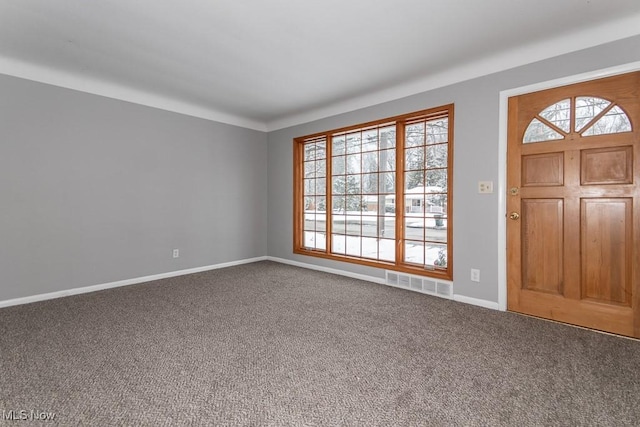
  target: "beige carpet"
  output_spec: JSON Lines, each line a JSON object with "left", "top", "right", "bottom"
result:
{"left": 1, "top": 261, "right": 639, "bottom": 425}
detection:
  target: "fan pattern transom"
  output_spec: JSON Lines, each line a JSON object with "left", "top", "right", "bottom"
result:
{"left": 523, "top": 96, "right": 632, "bottom": 143}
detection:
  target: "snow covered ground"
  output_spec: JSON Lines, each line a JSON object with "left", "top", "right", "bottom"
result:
{"left": 303, "top": 210, "right": 447, "bottom": 266}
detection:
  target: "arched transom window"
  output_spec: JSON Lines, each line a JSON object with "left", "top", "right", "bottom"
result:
{"left": 523, "top": 96, "right": 632, "bottom": 143}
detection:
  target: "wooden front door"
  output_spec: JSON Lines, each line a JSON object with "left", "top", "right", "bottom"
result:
{"left": 507, "top": 71, "right": 640, "bottom": 338}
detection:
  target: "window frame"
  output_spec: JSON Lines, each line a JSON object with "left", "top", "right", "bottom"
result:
{"left": 293, "top": 104, "right": 454, "bottom": 280}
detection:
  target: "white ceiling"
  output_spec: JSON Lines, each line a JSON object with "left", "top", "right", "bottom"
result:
{"left": 1, "top": 1, "right": 640, "bottom": 131}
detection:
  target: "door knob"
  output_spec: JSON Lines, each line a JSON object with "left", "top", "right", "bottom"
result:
{"left": 509, "top": 212, "right": 520, "bottom": 220}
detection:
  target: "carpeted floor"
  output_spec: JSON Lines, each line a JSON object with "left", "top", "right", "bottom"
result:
{"left": 1, "top": 261, "right": 639, "bottom": 426}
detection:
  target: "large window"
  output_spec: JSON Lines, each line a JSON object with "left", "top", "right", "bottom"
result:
{"left": 294, "top": 105, "right": 453, "bottom": 280}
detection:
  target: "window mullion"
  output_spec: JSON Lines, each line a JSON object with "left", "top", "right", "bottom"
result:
{"left": 295, "top": 139, "right": 305, "bottom": 251}
{"left": 295, "top": 141, "right": 305, "bottom": 248}
{"left": 395, "top": 121, "right": 405, "bottom": 266}
{"left": 325, "top": 133, "right": 332, "bottom": 254}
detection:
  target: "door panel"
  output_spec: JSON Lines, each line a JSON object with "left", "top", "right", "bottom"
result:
{"left": 581, "top": 146, "right": 633, "bottom": 185}
{"left": 521, "top": 199, "right": 563, "bottom": 294}
{"left": 581, "top": 198, "right": 632, "bottom": 305}
{"left": 522, "top": 153, "right": 564, "bottom": 186}
{"left": 507, "top": 71, "right": 640, "bottom": 338}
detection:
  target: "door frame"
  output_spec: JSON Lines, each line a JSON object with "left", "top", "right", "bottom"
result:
{"left": 497, "top": 60, "right": 640, "bottom": 311}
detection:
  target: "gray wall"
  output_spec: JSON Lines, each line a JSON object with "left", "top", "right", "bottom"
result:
{"left": 267, "top": 35, "right": 640, "bottom": 303}
{"left": 0, "top": 75, "right": 267, "bottom": 301}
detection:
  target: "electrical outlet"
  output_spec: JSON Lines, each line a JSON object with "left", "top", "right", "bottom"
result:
{"left": 470, "top": 268, "right": 480, "bottom": 282}
{"left": 478, "top": 181, "right": 493, "bottom": 194}
{"left": 172, "top": 249, "right": 179, "bottom": 258}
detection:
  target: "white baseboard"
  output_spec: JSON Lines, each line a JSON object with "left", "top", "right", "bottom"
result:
{"left": 266, "top": 256, "right": 386, "bottom": 285}
{"left": 453, "top": 294, "right": 501, "bottom": 311}
{"left": 1, "top": 255, "right": 501, "bottom": 313}
{"left": 268, "top": 256, "right": 500, "bottom": 311}
{"left": 0, "top": 256, "right": 268, "bottom": 309}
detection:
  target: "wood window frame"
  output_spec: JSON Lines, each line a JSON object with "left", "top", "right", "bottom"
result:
{"left": 293, "top": 104, "right": 453, "bottom": 280}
